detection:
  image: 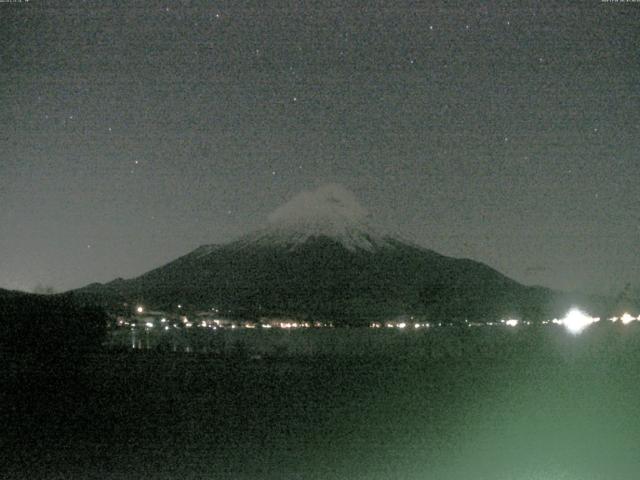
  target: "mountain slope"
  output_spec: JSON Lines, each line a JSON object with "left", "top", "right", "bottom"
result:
{"left": 72, "top": 185, "right": 609, "bottom": 324}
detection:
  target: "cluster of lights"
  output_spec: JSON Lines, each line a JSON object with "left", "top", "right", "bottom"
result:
{"left": 277, "top": 321, "right": 311, "bottom": 329}
{"left": 127, "top": 305, "right": 638, "bottom": 336}
{"left": 610, "top": 313, "right": 640, "bottom": 325}
{"left": 553, "top": 308, "right": 600, "bottom": 335}
{"left": 370, "top": 322, "right": 431, "bottom": 329}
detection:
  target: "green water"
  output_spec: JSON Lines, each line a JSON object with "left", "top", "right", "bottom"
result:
{"left": 3, "top": 324, "right": 640, "bottom": 479}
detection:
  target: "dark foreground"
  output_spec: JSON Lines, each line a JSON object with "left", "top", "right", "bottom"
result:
{"left": 3, "top": 325, "right": 640, "bottom": 480}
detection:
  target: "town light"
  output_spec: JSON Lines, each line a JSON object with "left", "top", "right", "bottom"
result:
{"left": 621, "top": 313, "right": 636, "bottom": 325}
{"left": 505, "top": 319, "right": 519, "bottom": 327}
{"left": 562, "top": 308, "right": 598, "bottom": 335}
{"left": 136, "top": 306, "right": 144, "bottom": 314}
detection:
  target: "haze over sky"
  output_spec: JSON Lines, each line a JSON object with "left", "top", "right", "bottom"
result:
{"left": 1, "top": 1, "right": 639, "bottom": 295}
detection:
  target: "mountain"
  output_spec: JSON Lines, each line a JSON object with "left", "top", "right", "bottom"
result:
{"left": 0, "top": 288, "right": 33, "bottom": 300}
{"left": 0, "top": 289, "right": 108, "bottom": 353}
{"left": 73, "top": 184, "right": 609, "bottom": 324}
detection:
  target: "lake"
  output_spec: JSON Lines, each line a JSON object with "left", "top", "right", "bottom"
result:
{"left": 3, "top": 323, "right": 640, "bottom": 479}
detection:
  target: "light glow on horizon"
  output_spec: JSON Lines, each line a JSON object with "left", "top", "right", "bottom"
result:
{"left": 621, "top": 313, "right": 636, "bottom": 325}
{"left": 561, "top": 308, "right": 599, "bottom": 335}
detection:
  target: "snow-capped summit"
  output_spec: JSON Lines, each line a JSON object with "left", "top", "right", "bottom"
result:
{"left": 74, "top": 184, "right": 595, "bottom": 324}
{"left": 239, "top": 184, "right": 395, "bottom": 251}
{"left": 268, "top": 183, "right": 369, "bottom": 227}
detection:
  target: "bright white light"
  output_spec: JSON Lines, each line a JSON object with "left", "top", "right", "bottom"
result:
{"left": 397, "top": 322, "right": 406, "bottom": 329}
{"left": 562, "top": 308, "right": 597, "bottom": 335}
{"left": 621, "top": 313, "right": 636, "bottom": 325}
{"left": 145, "top": 322, "right": 154, "bottom": 328}
{"left": 164, "top": 326, "right": 169, "bottom": 331}
{"left": 136, "top": 306, "right": 144, "bottom": 314}
{"left": 505, "top": 319, "right": 519, "bottom": 327}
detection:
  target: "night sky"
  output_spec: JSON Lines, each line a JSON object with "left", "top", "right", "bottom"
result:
{"left": 1, "top": 1, "right": 638, "bottom": 295}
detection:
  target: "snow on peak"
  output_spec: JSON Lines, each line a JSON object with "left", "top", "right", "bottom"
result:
{"left": 245, "top": 184, "right": 395, "bottom": 251}
{"left": 268, "top": 183, "right": 368, "bottom": 227}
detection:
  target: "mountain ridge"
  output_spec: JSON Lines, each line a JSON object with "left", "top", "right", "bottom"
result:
{"left": 71, "top": 185, "right": 617, "bottom": 323}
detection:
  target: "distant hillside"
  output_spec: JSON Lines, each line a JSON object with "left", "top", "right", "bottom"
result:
{"left": 0, "top": 291, "right": 107, "bottom": 354}
{"left": 0, "top": 288, "right": 30, "bottom": 299}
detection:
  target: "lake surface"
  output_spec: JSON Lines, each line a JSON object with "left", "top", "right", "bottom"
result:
{"left": 3, "top": 324, "right": 640, "bottom": 479}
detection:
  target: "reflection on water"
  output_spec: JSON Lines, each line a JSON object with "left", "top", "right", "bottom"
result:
{"left": 9, "top": 322, "right": 640, "bottom": 480}
{"left": 107, "top": 321, "right": 639, "bottom": 360}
